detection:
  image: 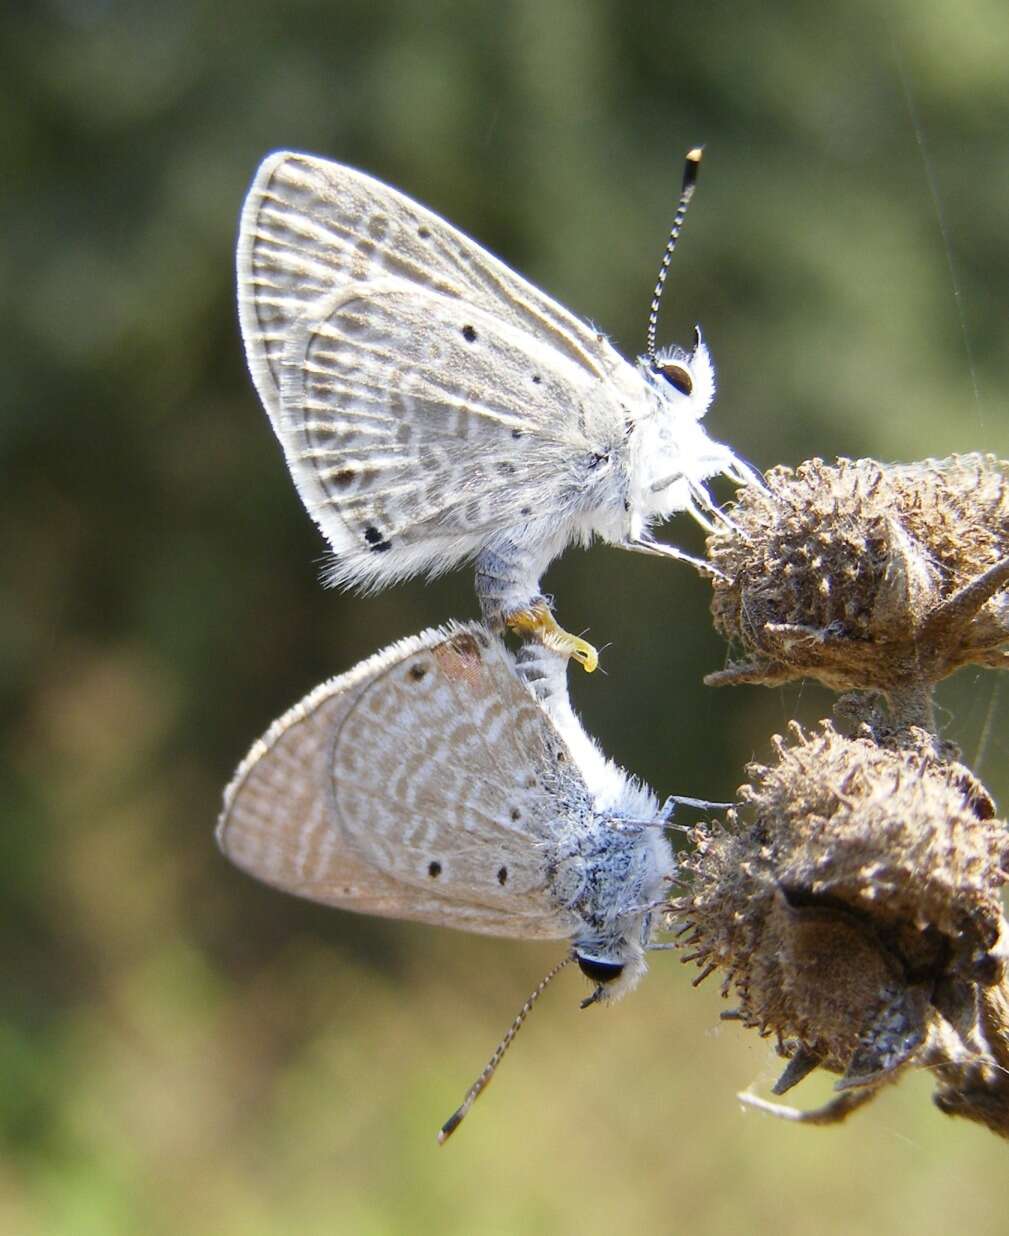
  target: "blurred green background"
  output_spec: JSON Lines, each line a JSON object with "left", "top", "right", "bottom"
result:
{"left": 4, "top": 1, "right": 1009, "bottom": 1232}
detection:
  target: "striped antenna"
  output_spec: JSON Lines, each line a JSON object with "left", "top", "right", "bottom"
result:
{"left": 437, "top": 955, "right": 572, "bottom": 1144}
{"left": 645, "top": 147, "right": 703, "bottom": 364}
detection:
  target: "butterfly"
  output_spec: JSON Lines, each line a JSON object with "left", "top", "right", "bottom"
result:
{"left": 218, "top": 622, "right": 676, "bottom": 1138}
{"left": 237, "top": 150, "right": 748, "bottom": 671}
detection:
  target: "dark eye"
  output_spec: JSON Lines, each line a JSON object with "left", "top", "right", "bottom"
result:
{"left": 576, "top": 955, "right": 625, "bottom": 984}
{"left": 658, "top": 363, "right": 693, "bottom": 395}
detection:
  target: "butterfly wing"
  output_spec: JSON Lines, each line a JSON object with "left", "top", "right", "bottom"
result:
{"left": 276, "top": 281, "right": 633, "bottom": 587}
{"left": 238, "top": 153, "right": 641, "bottom": 584}
{"left": 238, "top": 151, "right": 626, "bottom": 419}
{"left": 217, "top": 624, "right": 588, "bottom": 940}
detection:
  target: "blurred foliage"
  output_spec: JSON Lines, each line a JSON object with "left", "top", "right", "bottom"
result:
{"left": 3, "top": 0, "right": 1009, "bottom": 1232}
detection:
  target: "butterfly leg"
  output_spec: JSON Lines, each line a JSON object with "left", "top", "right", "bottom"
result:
{"left": 620, "top": 536, "right": 727, "bottom": 580}
{"left": 475, "top": 544, "right": 599, "bottom": 673}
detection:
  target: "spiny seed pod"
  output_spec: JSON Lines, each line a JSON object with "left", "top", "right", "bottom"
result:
{"left": 927, "top": 981, "right": 1009, "bottom": 1139}
{"left": 674, "top": 720, "right": 1009, "bottom": 1124}
{"left": 705, "top": 455, "right": 1009, "bottom": 696}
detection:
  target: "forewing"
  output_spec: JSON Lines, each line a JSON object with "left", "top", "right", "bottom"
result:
{"left": 274, "top": 282, "right": 629, "bottom": 582}
{"left": 218, "top": 624, "right": 586, "bottom": 940}
{"left": 237, "top": 150, "right": 624, "bottom": 421}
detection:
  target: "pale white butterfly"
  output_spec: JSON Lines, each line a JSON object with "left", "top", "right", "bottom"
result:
{"left": 217, "top": 622, "right": 681, "bottom": 1140}
{"left": 237, "top": 150, "right": 749, "bottom": 672}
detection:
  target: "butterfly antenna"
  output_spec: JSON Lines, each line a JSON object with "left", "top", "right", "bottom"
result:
{"left": 663, "top": 793, "right": 734, "bottom": 813}
{"left": 437, "top": 955, "right": 572, "bottom": 1144}
{"left": 645, "top": 147, "right": 704, "bottom": 365}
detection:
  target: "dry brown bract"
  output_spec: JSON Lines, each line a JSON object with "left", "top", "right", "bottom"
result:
{"left": 706, "top": 455, "right": 1009, "bottom": 696}
{"left": 673, "top": 721, "right": 1009, "bottom": 1133}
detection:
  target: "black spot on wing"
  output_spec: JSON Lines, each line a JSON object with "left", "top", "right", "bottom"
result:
{"left": 364, "top": 525, "right": 392, "bottom": 553}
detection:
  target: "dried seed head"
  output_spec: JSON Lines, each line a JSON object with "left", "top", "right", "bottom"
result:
{"left": 928, "top": 981, "right": 1009, "bottom": 1139}
{"left": 675, "top": 721, "right": 1009, "bottom": 1099}
{"left": 706, "top": 455, "right": 1009, "bottom": 695}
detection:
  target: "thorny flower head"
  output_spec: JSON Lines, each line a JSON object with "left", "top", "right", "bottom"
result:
{"left": 705, "top": 456, "right": 1009, "bottom": 707}
{"left": 673, "top": 721, "right": 1009, "bottom": 1133}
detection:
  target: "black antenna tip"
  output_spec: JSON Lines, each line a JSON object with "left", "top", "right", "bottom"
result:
{"left": 682, "top": 147, "right": 703, "bottom": 192}
{"left": 437, "top": 1109, "right": 464, "bottom": 1145}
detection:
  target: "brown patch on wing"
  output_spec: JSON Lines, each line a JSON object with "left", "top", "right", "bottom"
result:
{"left": 434, "top": 631, "right": 486, "bottom": 686}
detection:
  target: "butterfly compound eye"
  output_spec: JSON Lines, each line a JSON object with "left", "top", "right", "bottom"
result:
{"left": 658, "top": 362, "right": 693, "bottom": 396}
{"left": 575, "top": 954, "right": 625, "bottom": 985}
